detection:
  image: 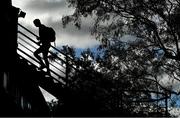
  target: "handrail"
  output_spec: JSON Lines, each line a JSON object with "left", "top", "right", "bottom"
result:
{"left": 18, "top": 41, "right": 65, "bottom": 75}
{"left": 18, "top": 23, "right": 74, "bottom": 61}
{"left": 18, "top": 24, "right": 81, "bottom": 74}
{"left": 17, "top": 46, "right": 39, "bottom": 64}
{"left": 18, "top": 36, "right": 65, "bottom": 74}
{"left": 18, "top": 36, "right": 69, "bottom": 79}
{"left": 17, "top": 23, "right": 81, "bottom": 84}
{"left": 18, "top": 31, "right": 38, "bottom": 45}
{"left": 18, "top": 23, "right": 38, "bottom": 37}
{"left": 18, "top": 33, "right": 66, "bottom": 70}
{"left": 18, "top": 30, "right": 65, "bottom": 64}
{"left": 17, "top": 47, "right": 66, "bottom": 83}
{"left": 18, "top": 42, "right": 35, "bottom": 55}
{"left": 18, "top": 23, "right": 84, "bottom": 75}
{"left": 18, "top": 30, "right": 76, "bottom": 70}
{"left": 18, "top": 36, "right": 37, "bottom": 49}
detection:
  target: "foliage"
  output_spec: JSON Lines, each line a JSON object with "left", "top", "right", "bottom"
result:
{"left": 62, "top": 0, "right": 180, "bottom": 95}
{"left": 60, "top": 0, "right": 180, "bottom": 116}
{"left": 56, "top": 46, "right": 169, "bottom": 116}
{"left": 63, "top": 0, "right": 180, "bottom": 61}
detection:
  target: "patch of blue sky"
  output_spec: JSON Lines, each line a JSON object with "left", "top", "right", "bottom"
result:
{"left": 75, "top": 45, "right": 103, "bottom": 58}
{"left": 152, "top": 48, "right": 165, "bottom": 60}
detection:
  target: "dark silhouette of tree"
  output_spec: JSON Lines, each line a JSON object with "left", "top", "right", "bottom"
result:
{"left": 62, "top": 0, "right": 180, "bottom": 71}
{"left": 94, "top": 39, "right": 171, "bottom": 116}
{"left": 59, "top": 1, "right": 180, "bottom": 116}
{"left": 62, "top": 0, "right": 180, "bottom": 96}
{"left": 52, "top": 45, "right": 170, "bottom": 116}
{"left": 63, "top": 0, "right": 180, "bottom": 60}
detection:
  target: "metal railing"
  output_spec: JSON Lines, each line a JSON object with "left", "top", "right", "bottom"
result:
{"left": 17, "top": 23, "right": 79, "bottom": 85}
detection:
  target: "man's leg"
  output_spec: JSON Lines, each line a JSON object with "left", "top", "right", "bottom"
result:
{"left": 34, "top": 48, "right": 45, "bottom": 69}
{"left": 43, "top": 50, "right": 50, "bottom": 74}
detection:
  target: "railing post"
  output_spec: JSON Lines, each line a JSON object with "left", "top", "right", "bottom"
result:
{"left": 65, "top": 55, "right": 69, "bottom": 84}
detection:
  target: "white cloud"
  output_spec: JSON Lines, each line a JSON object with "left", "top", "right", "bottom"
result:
{"left": 12, "top": 0, "right": 100, "bottom": 49}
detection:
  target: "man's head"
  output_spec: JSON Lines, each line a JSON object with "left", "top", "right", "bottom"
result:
{"left": 33, "top": 19, "right": 41, "bottom": 27}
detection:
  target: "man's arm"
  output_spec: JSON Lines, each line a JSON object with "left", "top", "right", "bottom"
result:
{"left": 36, "top": 36, "right": 42, "bottom": 45}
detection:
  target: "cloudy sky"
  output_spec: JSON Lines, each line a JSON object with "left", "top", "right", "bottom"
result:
{"left": 12, "top": 0, "right": 100, "bottom": 49}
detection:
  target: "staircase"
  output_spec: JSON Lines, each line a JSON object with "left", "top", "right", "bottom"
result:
{"left": 17, "top": 23, "right": 76, "bottom": 88}
{"left": 18, "top": 24, "right": 67, "bottom": 80}
{"left": 16, "top": 23, "right": 80, "bottom": 115}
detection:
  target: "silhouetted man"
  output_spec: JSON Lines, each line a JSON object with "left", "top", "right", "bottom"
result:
{"left": 33, "top": 19, "right": 51, "bottom": 74}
